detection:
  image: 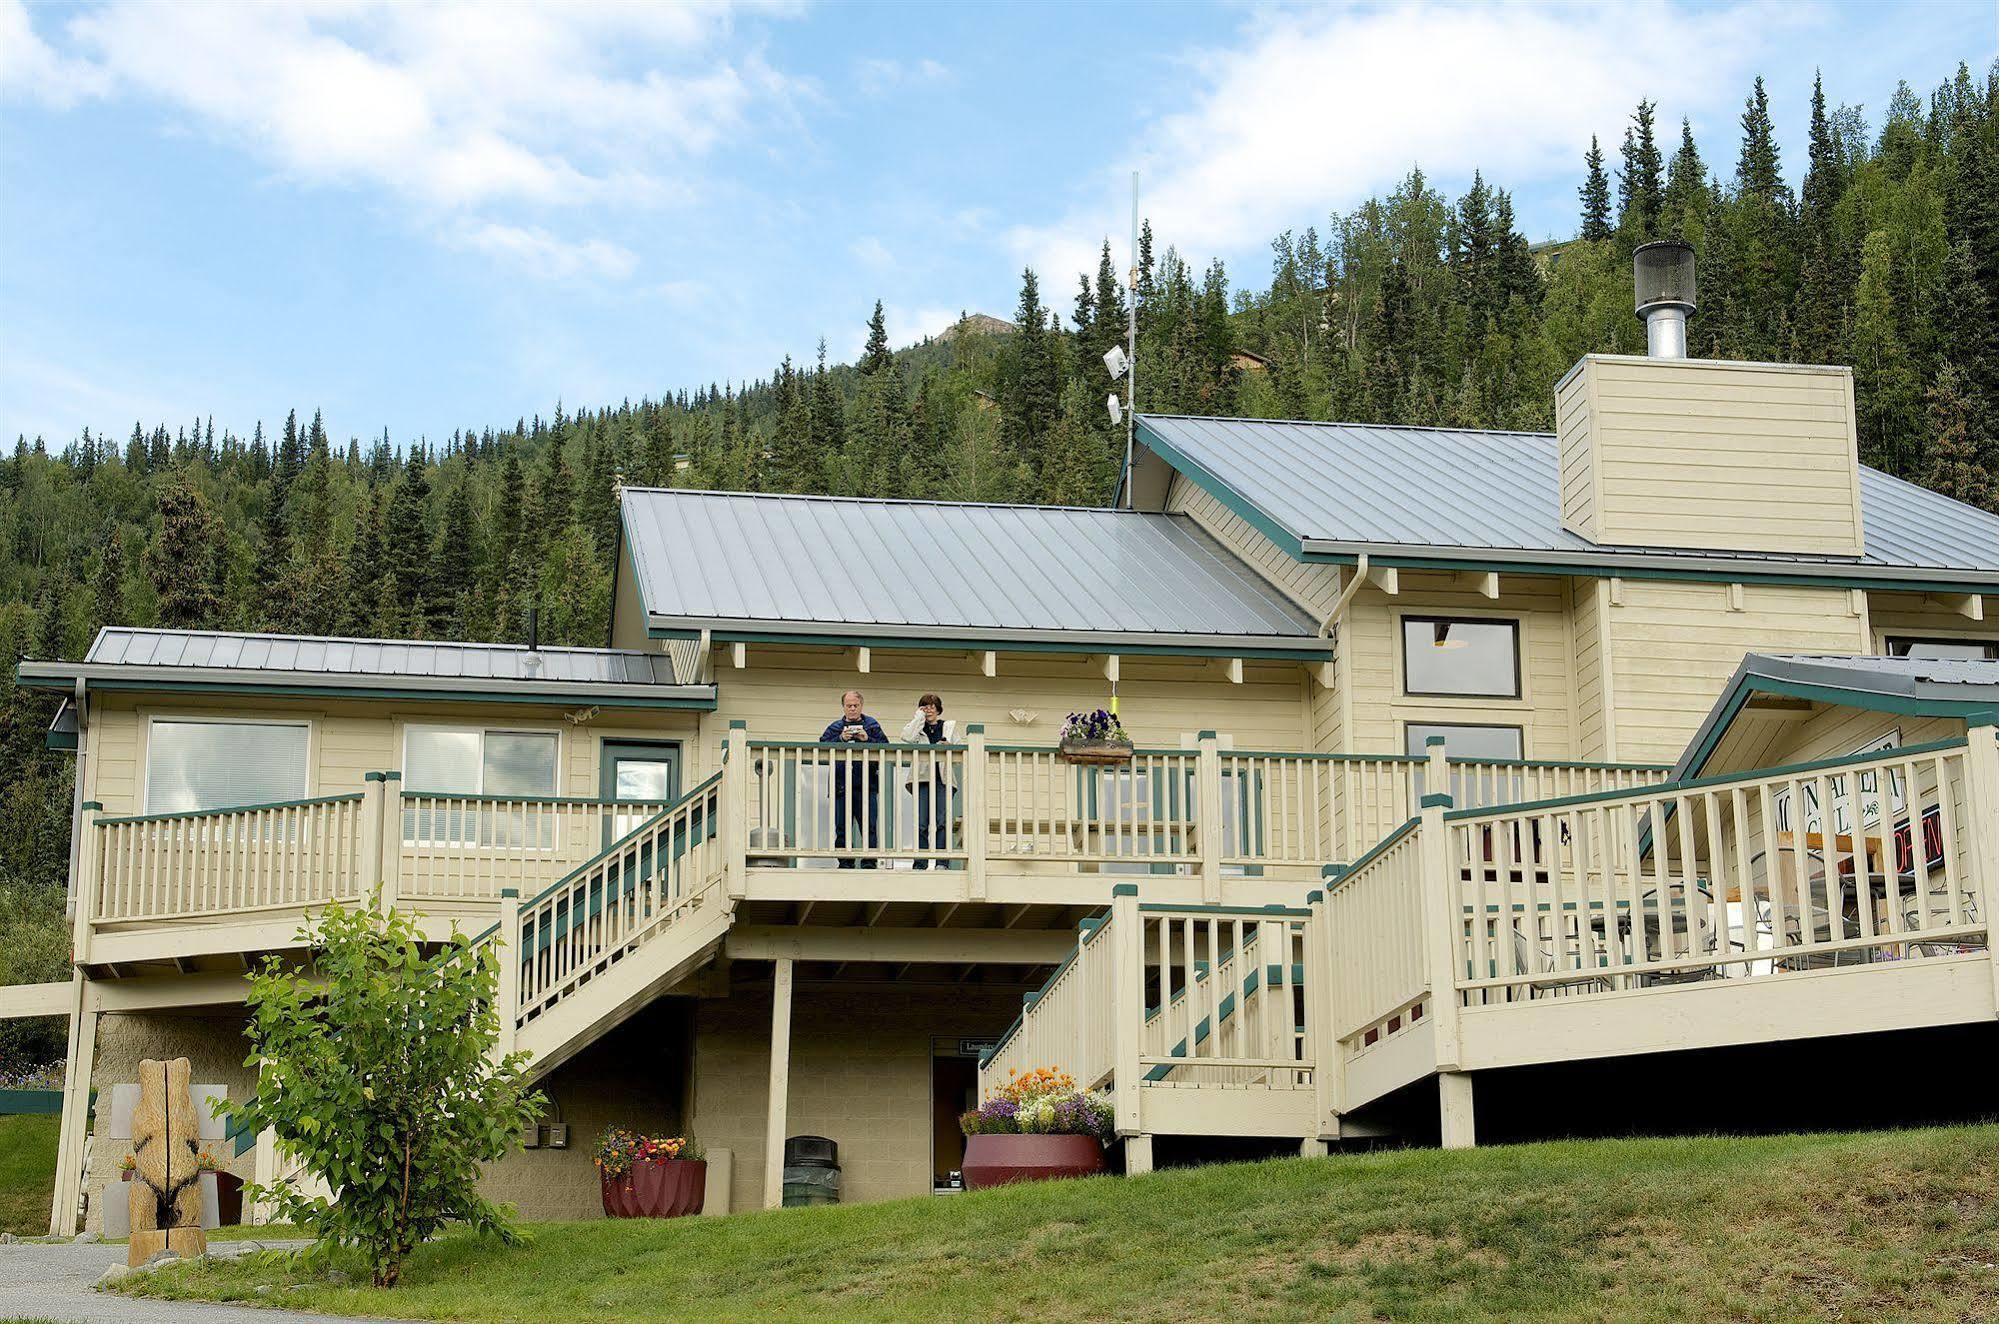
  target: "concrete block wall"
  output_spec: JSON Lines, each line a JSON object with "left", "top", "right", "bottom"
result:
{"left": 688, "top": 979, "right": 1019, "bottom": 1213}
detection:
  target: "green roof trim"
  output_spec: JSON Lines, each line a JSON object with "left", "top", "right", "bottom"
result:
{"left": 16, "top": 672, "right": 716, "bottom": 711}
{"left": 658, "top": 628, "right": 1332, "bottom": 662}
{"left": 1133, "top": 418, "right": 1308, "bottom": 559}
{"left": 1301, "top": 549, "right": 1999, "bottom": 595}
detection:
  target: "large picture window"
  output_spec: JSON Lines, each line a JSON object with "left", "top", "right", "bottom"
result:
{"left": 1885, "top": 636, "right": 1998, "bottom": 661}
{"left": 1406, "top": 722, "right": 1526, "bottom": 809}
{"left": 146, "top": 719, "right": 310, "bottom": 814}
{"left": 1401, "top": 617, "right": 1521, "bottom": 698}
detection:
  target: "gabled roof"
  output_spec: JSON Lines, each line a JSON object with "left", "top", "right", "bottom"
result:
{"left": 1136, "top": 414, "right": 1999, "bottom": 587}
{"left": 619, "top": 487, "right": 1328, "bottom": 655}
{"left": 18, "top": 628, "right": 716, "bottom": 709}
{"left": 1673, "top": 652, "right": 1999, "bottom": 780}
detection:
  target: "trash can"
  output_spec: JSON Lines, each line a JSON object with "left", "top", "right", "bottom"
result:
{"left": 781, "top": 1135, "right": 840, "bottom": 1208}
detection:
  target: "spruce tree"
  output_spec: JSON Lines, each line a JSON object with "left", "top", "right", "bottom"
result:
{"left": 1922, "top": 362, "right": 1994, "bottom": 512}
{"left": 432, "top": 482, "right": 477, "bottom": 629}
{"left": 1616, "top": 99, "right": 1664, "bottom": 243}
{"left": 384, "top": 449, "right": 432, "bottom": 618}
{"left": 150, "top": 479, "right": 223, "bottom": 629}
{"left": 1000, "top": 269, "right": 1060, "bottom": 476}
{"left": 343, "top": 489, "right": 384, "bottom": 635}
{"left": 576, "top": 440, "right": 619, "bottom": 556}
{"left": 493, "top": 452, "right": 524, "bottom": 576}
{"left": 860, "top": 301, "right": 892, "bottom": 375}
{"left": 91, "top": 530, "right": 126, "bottom": 636}
{"left": 1579, "top": 136, "right": 1613, "bottom": 241}
{"left": 809, "top": 339, "right": 846, "bottom": 459}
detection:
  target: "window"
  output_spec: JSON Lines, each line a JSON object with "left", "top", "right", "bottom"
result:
{"left": 403, "top": 728, "right": 558, "bottom": 797}
{"left": 1401, "top": 617, "right": 1521, "bottom": 698}
{"left": 402, "top": 727, "right": 558, "bottom": 848}
{"left": 146, "top": 719, "right": 309, "bottom": 814}
{"left": 1406, "top": 723, "right": 1526, "bottom": 809}
{"left": 1885, "top": 636, "right": 1998, "bottom": 661}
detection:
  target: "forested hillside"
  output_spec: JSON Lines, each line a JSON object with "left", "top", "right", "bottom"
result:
{"left": 2, "top": 65, "right": 1996, "bottom": 894}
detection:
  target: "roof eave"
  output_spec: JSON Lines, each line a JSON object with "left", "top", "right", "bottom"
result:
{"left": 15, "top": 661, "right": 718, "bottom": 710}
{"left": 644, "top": 617, "right": 1332, "bottom": 660}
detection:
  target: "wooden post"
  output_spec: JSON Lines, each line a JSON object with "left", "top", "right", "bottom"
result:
{"left": 358, "top": 772, "right": 386, "bottom": 899}
{"left": 964, "top": 724, "right": 988, "bottom": 901}
{"left": 376, "top": 770, "right": 403, "bottom": 911}
{"left": 70, "top": 802, "right": 101, "bottom": 967}
{"left": 763, "top": 955, "right": 794, "bottom": 1210}
{"left": 724, "top": 720, "right": 750, "bottom": 901}
{"left": 1420, "top": 738, "right": 1476, "bottom": 1148}
{"left": 1310, "top": 874, "right": 1342, "bottom": 1140}
{"left": 496, "top": 888, "right": 521, "bottom": 1061}
{"left": 1109, "top": 884, "right": 1143, "bottom": 1139}
{"left": 47, "top": 974, "right": 96, "bottom": 1236}
{"left": 1196, "top": 731, "right": 1223, "bottom": 903}
{"left": 1965, "top": 716, "right": 1999, "bottom": 1008}
{"left": 1124, "top": 1133, "right": 1154, "bottom": 1176}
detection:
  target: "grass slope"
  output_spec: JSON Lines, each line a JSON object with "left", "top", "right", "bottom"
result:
{"left": 0, "top": 1115, "right": 58, "bottom": 1235}
{"left": 117, "top": 1127, "right": 1999, "bottom": 1323}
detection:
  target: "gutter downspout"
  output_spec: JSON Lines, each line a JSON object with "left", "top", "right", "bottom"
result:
{"left": 1318, "top": 552, "right": 1369, "bottom": 640}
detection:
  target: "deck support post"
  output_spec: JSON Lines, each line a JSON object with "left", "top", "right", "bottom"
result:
{"left": 1418, "top": 740, "right": 1463, "bottom": 1071}
{"left": 724, "top": 720, "right": 750, "bottom": 901}
{"left": 1964, "top": 717, "right": 1999, "bottom": 1008}
{"left": 1299, "top": 1138, "right": 1328, "bottom": 1158}
{"left": 963, "top": 724, "right": 988, "bottom": 900}
{"left": 1196, "top": 731, "right": 1223, "bottom": 904}
{"left": 1123, "top": 1133, "right": 1154, "bottom": 1176}
{"left": 48, "top": 972, "right": 96, "bottom": 1236}
{"left": 496, "top": 888, "right": 521, "bottom": 1061}
{"left": 1439, "top": 1072, "right": 1476, "bottom": 1149}
{"left": 1309, "top": 878, "right": 1342, "bottom": 1140}
{"left": 763, "top": 955, "right": 794, "bottom": 1210}
{"left": 1110, "top": 884, "right": 1144, "bottom": 1138}
{"left": 375, "top": 770, "right": 403, "bottom": 912}
{"left": 359, "top": 772, "right": 386, "bottom": 900}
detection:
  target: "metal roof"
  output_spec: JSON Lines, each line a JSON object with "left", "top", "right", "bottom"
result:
{"left": 17, "top": 628, "right": 715, "bottom": 708}
{"left": 619, "top": 488, "right": 1326, "bottom": 652}
{"left": 1674, "top": 652, "right": 1999, "bottom": 780}
{"left": 1137, "top": 414, "right": 1999, "bottom": 584}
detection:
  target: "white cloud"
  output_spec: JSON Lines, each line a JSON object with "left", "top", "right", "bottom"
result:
{"left": 856, "top": 56, "right": 949, "bottom": 98}
{"left": 453, "top": 222, "right": 638, "bottom": 281}
{"left": 1009, "top": 1, "right": 1796, "bottom": 288}
{"left": 7, "top": 0, "right": 805, "bottom": 279}
{"left": 850, "top": 236, "right": 894, "bottom": 269}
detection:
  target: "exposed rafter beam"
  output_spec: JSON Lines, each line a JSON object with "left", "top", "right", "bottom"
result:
{"left": 982, "top": 650, "right": 998, "bottom": 678}
{"left": 731, "top": 641, "right": 748, "bottom": 669}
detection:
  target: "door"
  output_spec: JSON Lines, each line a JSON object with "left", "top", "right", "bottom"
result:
{"left": 600, "top": 741, "right": 682, "bottom": 845}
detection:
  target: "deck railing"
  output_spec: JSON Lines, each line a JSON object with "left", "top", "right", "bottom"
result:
{"left": 398, "top": 793, "right": 670, "bottom": 901}
{"left": 90, "top": 793, "right": 370, "bottom": 922}
{"left": 504, "top": 772, "right": 725, "bottom": 1029}
{"left": 744, "top": 741, "right": 970, "bottom": 868}
{"left": 1443, "top": 736, "right": 1990, "bottom": 1003}
{"left": 1323, "top": 819, "right": 1429, "bottom": 1058}
{"left": 981, "top": 889, "right": 1323, "bottom": 1134}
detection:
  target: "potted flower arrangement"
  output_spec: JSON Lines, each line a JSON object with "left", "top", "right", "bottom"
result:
{"left": 1058, "top": 708, "right": 1133, "bottom": 765}
{"left": 594, "top": 1128, "right": 707, "bottom": 1218}
{"left": 958, "top": 1066, "right": 1113, "bottom": 1189}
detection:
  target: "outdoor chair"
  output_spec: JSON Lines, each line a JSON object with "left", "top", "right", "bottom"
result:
{"left": 1509, "top": 924, "right": 1613, "bottom": 999}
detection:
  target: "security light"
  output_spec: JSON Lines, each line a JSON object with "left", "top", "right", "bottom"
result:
{"left": 1107, "top": 394, "right": 1123, "bottom": 427}
{"left": 1102, "top": 344, "right": 1128, "bottom": 380}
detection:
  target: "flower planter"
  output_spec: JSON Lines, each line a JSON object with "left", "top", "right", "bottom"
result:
{"left": 960, "top": 1133, "right": 1104, "bottom": 1189}
{"left": 601, "top": 1158, "right": 707, "bottom": 1218}
{"left": 1057, "top": 737, "right": 1134, "bottom": 765}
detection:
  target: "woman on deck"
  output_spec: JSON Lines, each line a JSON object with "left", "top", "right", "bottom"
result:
{"left": 900, "top": 693, "right": 956, "bottom": 869}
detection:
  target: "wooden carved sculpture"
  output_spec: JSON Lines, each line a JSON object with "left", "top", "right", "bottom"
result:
{"left": 127, "top": 1056, "right": 208, "bottom": 1267}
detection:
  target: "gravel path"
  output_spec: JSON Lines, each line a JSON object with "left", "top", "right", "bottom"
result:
{"left": 0, "top": 1239, "right": 388, "bottom": 1324}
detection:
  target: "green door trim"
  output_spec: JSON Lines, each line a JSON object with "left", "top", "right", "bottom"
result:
{"left": 599, "top": 740, "right": 683, "bottom": 848}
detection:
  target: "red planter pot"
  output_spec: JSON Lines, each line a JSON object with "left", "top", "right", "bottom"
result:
{"left": 960, "top": 1134, "right": 1105, "bottom": 1189}
{"left": 601, "top": 1159, "right": 707, "bottom": 1218}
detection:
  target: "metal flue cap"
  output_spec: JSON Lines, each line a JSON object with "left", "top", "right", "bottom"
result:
{"left": 1633, "top": 240, "right": 1696, "bottom": 317}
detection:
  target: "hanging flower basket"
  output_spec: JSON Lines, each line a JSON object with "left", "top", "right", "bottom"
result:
{"left": 1057, "top": 709, "right": 1133, "bottom": 764}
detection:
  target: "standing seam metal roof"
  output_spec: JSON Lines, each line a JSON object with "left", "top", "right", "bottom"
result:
{"left": 619, "top": 488, "right": 1323, "bottom": 642}
{"left": 83, "top": 628, "right": 684, "bottom": 686}
{"left": 1137, "top": 414, "right": 1999, "bottom": 575}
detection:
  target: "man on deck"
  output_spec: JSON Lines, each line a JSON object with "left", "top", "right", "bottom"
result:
{"left": 820, "top": 689, "right": 888, "bottom": 868}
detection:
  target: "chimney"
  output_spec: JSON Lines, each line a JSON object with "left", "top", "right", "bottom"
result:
{"left": 1633, "top": 240, "right": 1696, "bottom": 359}
{"left": 1554, "top": 241, "right": 1863, "bottom": 557}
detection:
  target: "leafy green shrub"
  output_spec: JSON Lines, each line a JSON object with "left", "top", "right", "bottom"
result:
{"left": 0, "top": 876, "right": 71, "bottom": 1072}
{"left": 220, "top": 900, "right": 543, "bottom": 1287}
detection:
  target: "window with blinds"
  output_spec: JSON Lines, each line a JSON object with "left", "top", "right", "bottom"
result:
{"left": 145, "top": 719, "right": 310, "bottom": 814}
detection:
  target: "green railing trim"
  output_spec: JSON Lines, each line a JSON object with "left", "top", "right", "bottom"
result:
{"left": 512, "top": 770, "right": 725, "bottom": 918}
{"left": 746, "top": 739, "right": 968, "bottom": 752}
{"left": 1968, "top": 710, "right": 1998, "bottom": 730}
{"left": 1441, "top": 735, "right": 1972, "bottom": 824}
{"left": 1137, "top": 902, "right": 1312, "bottom": 919}
{"left": 1306, "top": 889, "right": 1324, "bottom": 903}
{"left": 517, "top": 799, "right": 721, "bottom": 959}
{"left": 1420, "top": 793, "right": 1454, "bottom": 808}
{"left": 1141, "top": 960, "right": 1308, "bottom": 1082}
{"left": 1329, "top": 816, "right": 1421, "bottom": 885}
{"left": 1110, "top": 883, "right": 1139, "bottom": 897}
{"left": 499, "top": 888, "right": 519, "bottom": 899}
{"left": 399, "top": 790, "right": 673, "bottom": 808}
{"left": 96, "top": 791, "right": 368, "bottom": 827}
{"left": 980, "top": 903, "right": 1116, "bottom": 1068}
{"left": 81, "top": 800, "right": 103, "bottom": 811}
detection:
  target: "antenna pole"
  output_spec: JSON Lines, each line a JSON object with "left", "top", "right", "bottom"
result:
{"left": 1126, "top": 170, "right": 1138, "bottom": 509}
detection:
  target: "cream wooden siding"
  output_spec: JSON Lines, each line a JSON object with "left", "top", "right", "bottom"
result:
{"left": 1866, "top": 590, "right": 1999, "bottom": 655}
{"left": 609, "top": 540, "right": 650, "bottom": 650}
{"left": 1338, "top": 572, "right": 1576, "bottom": 758}
{"left": 1706, "top": 702, "right": 1963, "bottom": 778}
{"left": 1555, "top": 356, "right": 1864, "bottom": 556}
{"left": 1165, "top": 479, "right": 1344, "bottom": 620}
{"left": 686, "top": 646, "right": 1313, "bottom": 778}
{"left": 81, "top": 693, "right": 702, "bottom": 816}
{"left": 1571, "top": 577, "right": 1611, "bottom": 760}
{"left": 1603, "top": 581, "right": 1868, "bottom": 764}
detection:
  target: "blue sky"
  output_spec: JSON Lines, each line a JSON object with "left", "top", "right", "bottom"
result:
{"left": 1, "top": 1, "right": 1992, "bottom": 447}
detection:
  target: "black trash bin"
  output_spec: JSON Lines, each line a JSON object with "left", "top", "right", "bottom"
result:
{"left": 781, "top": 1135, "right": 840, "bottom": 1208}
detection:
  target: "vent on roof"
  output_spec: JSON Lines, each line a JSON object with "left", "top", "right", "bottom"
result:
{"left": 1634, "top": 240, "right": 1696, "bottom": 359}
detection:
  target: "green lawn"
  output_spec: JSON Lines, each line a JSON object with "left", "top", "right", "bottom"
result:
{"left": 112, "top": 1126, "right": 1999, "bottom": 1323}
{"left": 0, "top": 1114, "right": 58, "bottom": 1235}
